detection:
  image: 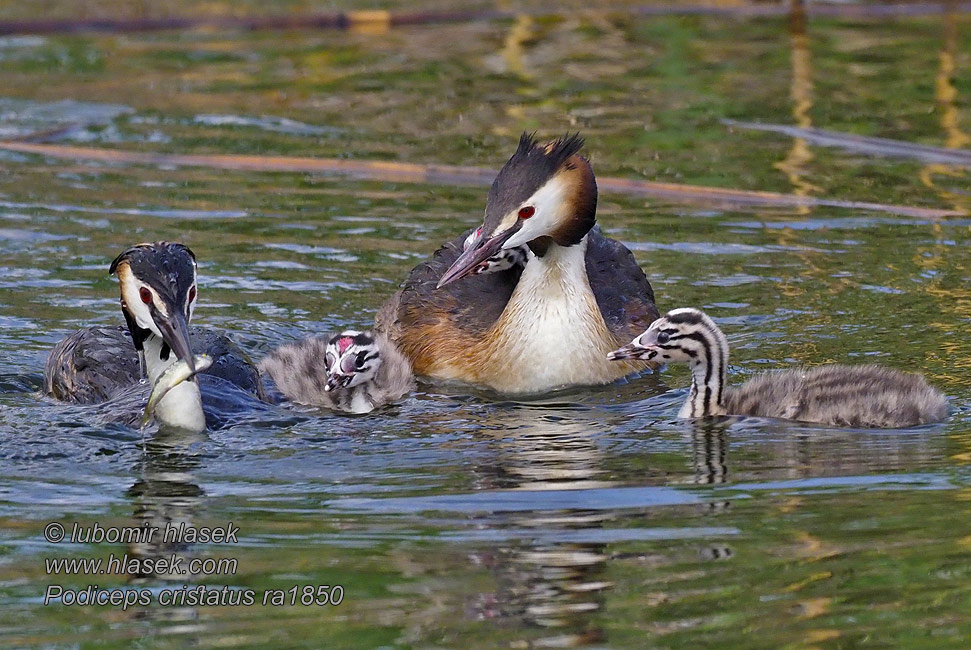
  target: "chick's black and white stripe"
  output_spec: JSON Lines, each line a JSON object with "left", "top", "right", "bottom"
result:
{"left": 614, "top": 308, "right": 948, "bottom": 428}
{"left": 462, "top": 227, "right": 529, "bottom": 275}
{"left": 631, "top": 309, "right": 727, "bottom": 418}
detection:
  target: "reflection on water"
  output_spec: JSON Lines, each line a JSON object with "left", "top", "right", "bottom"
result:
{"left": 127, "top": 430, "right": 206, "bottom": 580}
{"left": 774, "top": 0, "right": 821, "bottom": 209}
{"left": 469, "top": 409, "right": 612, "bottom": 646}
{"left": 919, "top": 3, "right": 971, "bottom": 214}
{"left": 687, "top": 422, "right": 728, "bottom": 486}
{"left": 126, "top": 429, "right": 206, "bottom": 626}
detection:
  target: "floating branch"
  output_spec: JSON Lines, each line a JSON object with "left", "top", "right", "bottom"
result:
{"left": 0, "top": 140, "right": 961, "bottom": 218}
{"left": 725, "top": 120, "right": 971, "bottom": 167}
{"left": 2, "top": 3, "right": 971, "bottom": 36}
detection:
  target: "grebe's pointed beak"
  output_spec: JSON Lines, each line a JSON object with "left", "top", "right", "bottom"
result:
{"left": 150, "top": 305, "right": 195, "bottom": 373}
{"left": 437, "top": 221, "right": 523, "bottom": 288}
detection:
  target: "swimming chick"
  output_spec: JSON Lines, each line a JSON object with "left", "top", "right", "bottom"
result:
{"left": 259, "top": 330, "right": 414, "bottom": 414}
{"left": 609, "top": 308, "right": 948, "bottom": 428}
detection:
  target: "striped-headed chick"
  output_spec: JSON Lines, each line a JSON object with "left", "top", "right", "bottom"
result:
{"left": 259, "top": 331, "right": 414, "bottom": 414}
{"left": 609, "top": 308, "right": 948, "bottom": 428}
{"left": 463, "top": 226, "right": 528, "bottom": 275}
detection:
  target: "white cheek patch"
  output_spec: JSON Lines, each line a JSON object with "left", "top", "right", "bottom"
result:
{"left": 636, "top": 325, "right": 661, "bottom": 347}
{"left": 503, "top": 174, "right": 569, "bottom": 249}
{"left": 118, "top": 266, "right": 158, "bottom": 334}
{"left": 186, "top": 266, "right": 198, "bottom": 319}
{"left": 345, "top": 345, "right": 382, "bottom": 386}
{"left": 184, "top": 270, "right": 198, "bottom": 320}
{"left": 339, "top": 353, "right": 358, "bottom": 375}
{"left": 324, "top": 345, "right": 341, "bottom": 374}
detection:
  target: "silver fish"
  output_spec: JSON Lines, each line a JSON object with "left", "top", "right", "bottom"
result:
{"left": 140, "top": 354, "right": 213, "bottom": 429}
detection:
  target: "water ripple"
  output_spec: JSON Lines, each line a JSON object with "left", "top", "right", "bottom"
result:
{"left": 193, "top": 113, "right": 341, "bottom": 137}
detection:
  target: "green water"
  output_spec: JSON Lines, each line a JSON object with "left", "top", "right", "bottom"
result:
{"left": 1, "top": 4, "right": 970, "bottom": 648}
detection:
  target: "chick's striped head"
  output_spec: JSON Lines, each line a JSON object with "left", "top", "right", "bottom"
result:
{"left": 323, "top": 331, "right": 382, "bottom": 392}
{"left": 608, "top": 308, "right": 722, "bottom": 367}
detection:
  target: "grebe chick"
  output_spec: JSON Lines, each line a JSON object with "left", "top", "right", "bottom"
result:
{"left": 258, "top": 330, "right": 413, "bottom": 414}
{"left": 376, "top": 133, "right": 659, "bottom": 394}
{"left": 463, "top": 226, "right": 528, "bottom": 275}
{"left": 45, "top": 242, "right": 265, "bottom": 432}
{"left": 608, "top": 308, "right": 948, "bottom": 428}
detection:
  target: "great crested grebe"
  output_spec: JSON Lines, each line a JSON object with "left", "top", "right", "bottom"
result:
{"left": 44, "top": 242, "right": 265, "bottom": 432}
{"left": 609, "top": 308, "right": 948, "bottom": 428}
{"left": 259, "top": 330, "right": 414, "bottom": 414}
{"left": 376, "top": 133, "right": 659, "bottom": 394}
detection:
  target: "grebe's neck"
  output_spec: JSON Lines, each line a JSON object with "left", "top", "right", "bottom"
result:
{"left": 680, "top": 325, "right": 729, "bottom": 418}
{"left": 477, "top": 236, "right": 637, "bottom": 393}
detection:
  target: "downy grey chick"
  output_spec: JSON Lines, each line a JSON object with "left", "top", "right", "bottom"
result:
{"left": 259, "top": 330, "right": 413, "bottom": 414}
{"left": 609, "top": 308, "right": 948, "bottom": 428}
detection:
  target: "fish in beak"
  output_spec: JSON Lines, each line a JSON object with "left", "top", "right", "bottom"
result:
{"left": 437, "top": 221, "right": 523, "bottom": 288}
{"left": 141, "top": 353, "right": 212, "bottom": 428}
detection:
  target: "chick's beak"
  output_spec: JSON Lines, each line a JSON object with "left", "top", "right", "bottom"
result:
{"left": 608, "top": 331, "right": 658, "bottom": 362}
{"left": 437, "top": 221, "right": 523, "bottom": 288}
{"left": 150, "top": 302, "right": 195, "bottom": 373}
{"left": 325, "top": 373, "right": 351, "bottom": 393}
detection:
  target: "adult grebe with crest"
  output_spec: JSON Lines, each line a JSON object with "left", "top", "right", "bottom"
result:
{"left": 376, "top": 133, "right": 660, "bottom": 394}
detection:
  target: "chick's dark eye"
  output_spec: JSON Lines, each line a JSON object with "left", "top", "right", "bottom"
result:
{"left": 356, "top": 351, "right": 368, "bottom": 368}
{"left": 656, "top": 331, "right": 670, "bottom": 344}
{"left": 139, "top": 287, "right": 152, "bottom": 304}
{"left": 518, "top": 206, "right": 535, "bottom": 219}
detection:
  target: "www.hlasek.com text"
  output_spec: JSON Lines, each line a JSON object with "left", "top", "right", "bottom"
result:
{"left": 47, "top": 552, "right": 238, "bottom": 577}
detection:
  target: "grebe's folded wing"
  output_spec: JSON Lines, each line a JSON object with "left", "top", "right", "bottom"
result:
{"left": 585, "top": 226, "right": 660, "bottom": 342}
{"left": 44, "top": 325, "right": 140, "bottom": 404}
{"left": 375, "top": 228, "right": 521, "bottom": 358}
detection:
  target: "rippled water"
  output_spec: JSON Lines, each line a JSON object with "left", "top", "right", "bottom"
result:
{"left": 1, "top": 4, "right": 970, "bottom": 648}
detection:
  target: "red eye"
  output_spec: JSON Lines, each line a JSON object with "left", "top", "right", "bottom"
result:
{"left": 518, "top": 206, "right": 535, "bottom": 219}
{"left": 139, "top": 287, "right": 152, "bottom": 304}
{"left": 188, "top": 286, "right": 196, "bottom": 303}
